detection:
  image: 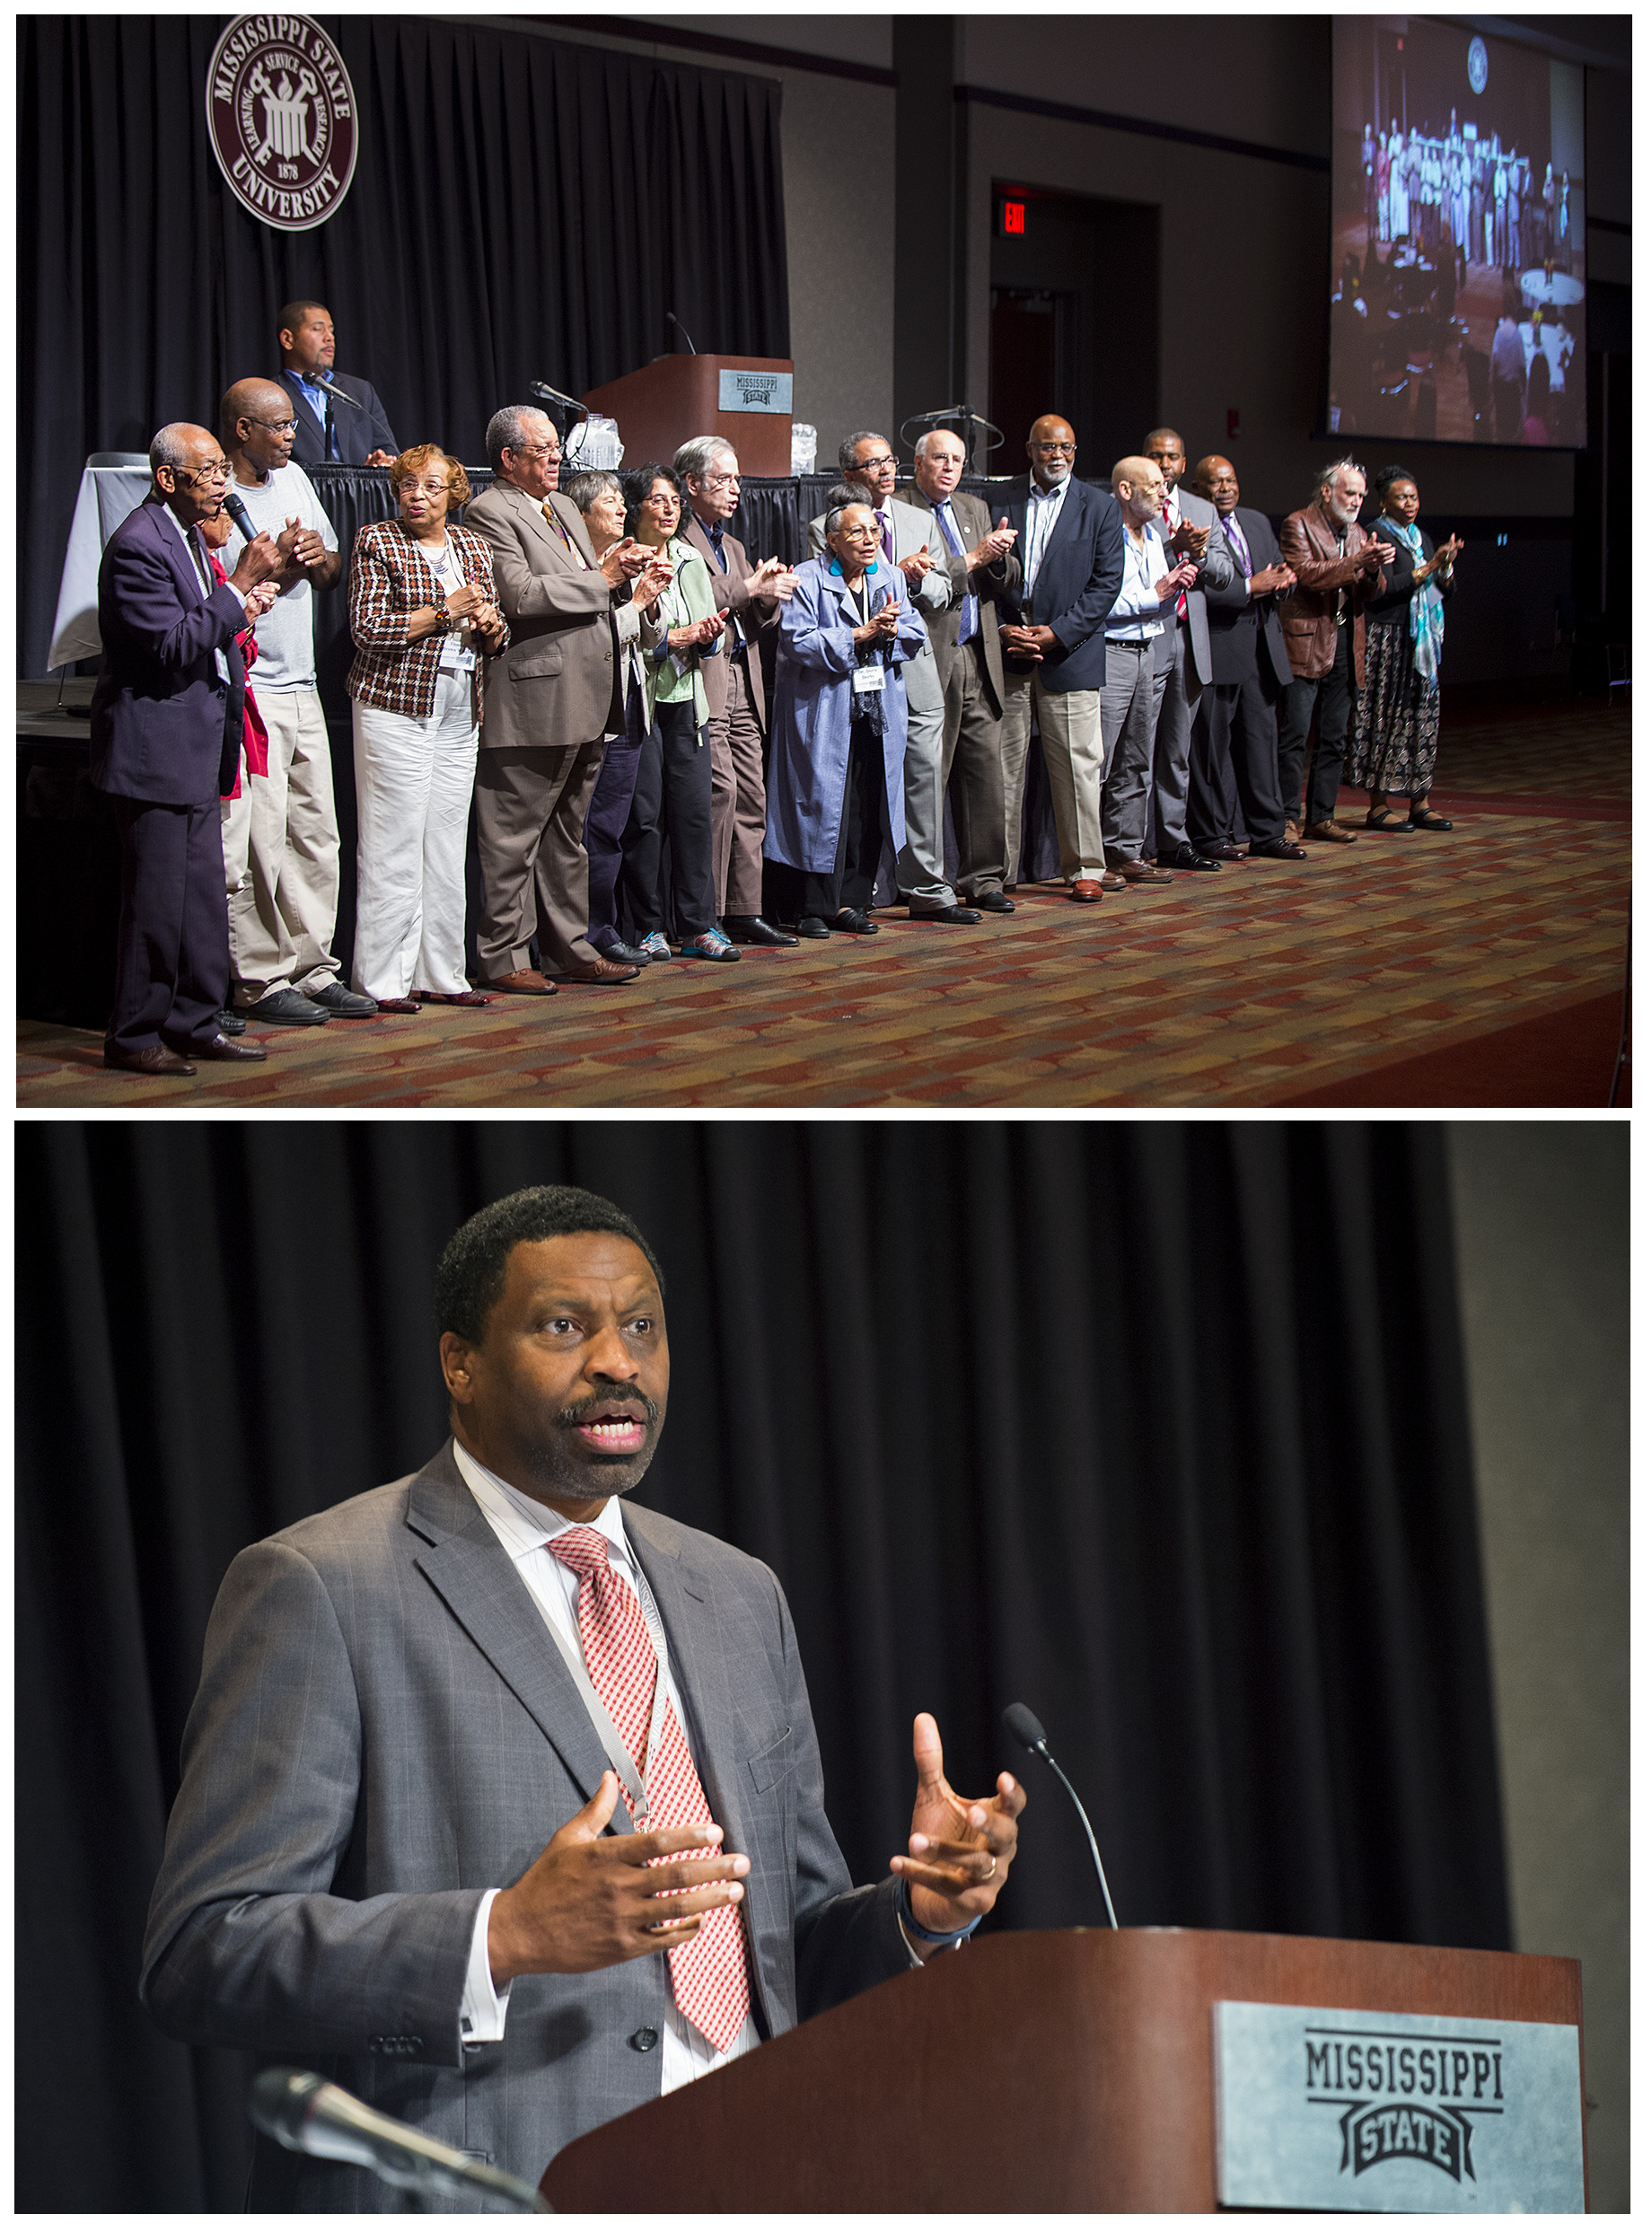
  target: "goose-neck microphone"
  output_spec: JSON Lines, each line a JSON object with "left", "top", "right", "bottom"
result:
{"left": 1002, "top": 1701, "right": 1120, "bottom": 1929}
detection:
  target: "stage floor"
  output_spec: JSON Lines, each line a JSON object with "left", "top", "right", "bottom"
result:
{"left": 17, "top": 697, "right": 1630, "bottom": 1112}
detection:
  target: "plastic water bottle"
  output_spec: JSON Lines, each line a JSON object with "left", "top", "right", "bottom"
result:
{"left": 790, "top": 422, "right": 817, "bottom": 475}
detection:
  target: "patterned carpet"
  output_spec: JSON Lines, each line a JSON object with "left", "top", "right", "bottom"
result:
{"left": 17, "top": 699, "right": 1630, "bottom": 1109}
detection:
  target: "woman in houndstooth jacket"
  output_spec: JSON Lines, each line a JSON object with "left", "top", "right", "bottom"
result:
{"left": 347, "top": 446, "right": 508, "bottom": 1009}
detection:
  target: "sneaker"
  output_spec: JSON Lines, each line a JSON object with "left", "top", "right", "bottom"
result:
{"left": 679, "top": 927, "right": 741, "bottom": 962}
{"left": 637, "top": 931, "right": 672, "bottom": 961}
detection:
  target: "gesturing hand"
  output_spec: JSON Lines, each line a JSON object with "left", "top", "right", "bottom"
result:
{"left": 898, "top": 542, "right": 933, "bottom": 587}
{"left": 891, "top": 1712, "right": 1024, "bottom": 1944}
{"left": 487, "top": 1770, "right": 750, "bottom": 1986}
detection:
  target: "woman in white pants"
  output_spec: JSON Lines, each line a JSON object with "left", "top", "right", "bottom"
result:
{"left": 347, "top": 446, "right": 507, "bottom": 1009}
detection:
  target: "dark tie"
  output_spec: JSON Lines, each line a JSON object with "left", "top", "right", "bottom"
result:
{"left": 542, "top": 500, "right": 584, "bottom": 566}
{"left": 880, "top": 511, "right": 893, "bottom": 567}
{"left": 1223, "top": 513, "right": 1253, "bottom": 583}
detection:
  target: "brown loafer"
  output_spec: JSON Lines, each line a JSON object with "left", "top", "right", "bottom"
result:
{"left": 103, "top": 1043, "right": 197, "bottom": 1076}
{"left": 414, "top": 989, "right": 495, "bottom": 1006}
{"left": 195, "top": 1034, "right": 269, "bottom": 1061}
{"left": 372, "top": 997, "right": 422, "bottom": 1014}
{"left": 1071, "top": 878, "right": 1107, "bottom": 903}
{"left": 1115, "top": 859, "right": 1175, "bottom": 883}
{"left": 1302, "top": 819, "right": 1358, "bottom": 845}
{"left": 557, "top": 957, "right": 642, "bottom": 985}
{"left": 484, "top": 969, "right": 558, "bottom": 995}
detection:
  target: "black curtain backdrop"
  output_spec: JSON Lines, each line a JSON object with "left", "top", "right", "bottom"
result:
{"left": 22, "top": 14, "right": 791, "bottom": 677}
{"left": 17, "top": 1119, "right": 1511, "bottom": 2211}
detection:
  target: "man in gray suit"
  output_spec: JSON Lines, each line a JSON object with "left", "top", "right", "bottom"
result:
{"left": 809, "top": 434, "right": 977, "bottom": 923}
{"left": 465, "top": 407, "right": 658, "bottom": 993}
{"left": 142, "top": 1185, "right": 1024, "bottom": 2210}
{"left": 1139, "top": 427, "right": 1234, "bottom": 872}
{"left": 901, "top": 428, "right": 1022, "bottom": 913}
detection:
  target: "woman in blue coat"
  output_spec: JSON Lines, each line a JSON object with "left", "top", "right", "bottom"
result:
{"left": 765, "top": 493, "right": 928, "bottom": 936}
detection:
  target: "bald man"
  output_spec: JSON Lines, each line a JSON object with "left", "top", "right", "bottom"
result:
{"left": 215, "top": 378, "right": 374, "bottom": 1025}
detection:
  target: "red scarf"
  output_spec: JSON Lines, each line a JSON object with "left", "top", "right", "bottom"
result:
{"left": 207, "top": 549, "right": 269, "bottom": 798}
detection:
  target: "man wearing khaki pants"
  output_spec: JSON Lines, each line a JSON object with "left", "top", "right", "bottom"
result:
{"left": 466, "top": 406, "right": 657, "bottom": 992}
{"left": 995, "top": 417, "right": 1125, "bottom": 901}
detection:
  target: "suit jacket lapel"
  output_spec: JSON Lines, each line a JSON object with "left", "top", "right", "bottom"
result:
{"left": 405, "top": 1446, "right": 633, "bottom": 1826}
{"left": 505, "top": 482, "right": 582, "bottom": 573}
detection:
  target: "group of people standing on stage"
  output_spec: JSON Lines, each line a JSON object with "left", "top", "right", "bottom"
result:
{"left": 86, "top": 297, "right": 1463, "bottom": 1079}
{"left": 1362, "top": 112, "right": 1576, "bottom": 274}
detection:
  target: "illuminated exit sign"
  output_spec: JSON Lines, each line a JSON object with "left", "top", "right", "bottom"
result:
{"left": 997, "top": 197, "right": 1026, "bottom": 236}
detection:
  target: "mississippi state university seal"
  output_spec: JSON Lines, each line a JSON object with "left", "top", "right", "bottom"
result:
{"left": 206, "top": 15, "right": 358, "bottom": 232}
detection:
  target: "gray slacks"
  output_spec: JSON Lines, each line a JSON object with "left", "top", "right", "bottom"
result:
{"left": 1100, "top": 634, "right": 1173, "bottom": 864}
{"left": 896, "top": 648, "right": 959, "bottom": 911}
{"left": 940, "top": 635, "right": 1008, "bottom": 901}
{"left": 1147, "top": 620, "right": 1203, "bottom": 857}
{"left": 708, "top": 648, "right": 768, "bottom": 917}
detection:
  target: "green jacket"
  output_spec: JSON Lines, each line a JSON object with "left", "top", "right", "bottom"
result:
{"left": 641, "top": 538, "right": 716, "bottom": 729}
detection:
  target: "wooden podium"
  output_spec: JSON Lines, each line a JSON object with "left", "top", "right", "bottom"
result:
{"left": 580, "top": 355, "right": 795, "bottom": 476}
{"left": 542, "top": 1927, "right": 1586, "bottom": 2212}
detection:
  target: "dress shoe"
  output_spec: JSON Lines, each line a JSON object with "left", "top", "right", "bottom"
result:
{"left": 724, "top": 914, "right": 798, "bottom": 947}
{"left": 1071, "top": 878, "right": 1111, "bottom": 903}
{"left": 103, "top": 1042, "right": 197, "bottom": 1076}
{"left": 1410, "top": 808, "right": 1455, "bottom": 831}
{"left": 1205, "top": 842, "right": 1248, "bottom": 862}
{"left": 217, "top": 1008, "right": 247, "bottom": 1036}
{"left": 793, "top": 916, "right": 832, "bottom": 939}
{"left": 557, "top": 956, "right": 643, "bottom": 983}
{"left": 1284, "top": 819, "right": 1304, "bottom": 845}
{"left": 1251, "top": 836, "right": 1309, "bottom": 860}
{"left": 412, "top": 988, "right": 495, "bottom": 1006}
{"left": 1302, "top": 819, "right": 1358, "bottom": 844}
{"left": 590, "top": 935, "right": 657, "bottom": 966}
{"left": 484, "top": 968, "right": 558, "bottom": 996}
{"left": 195, "top": 1033, "right": 269, "bottom": 1062}
{"left": 1114, "top": 859, "right": 1175, "bottom": 884}
{"left": 971, "top": 890, "right": 1015, "bottom": 913}
{"left": 832, "top": 909, "right": 878, "bottom": 935}
{"left": 306, "top": 980, "right": 379, "bottom": 1016}
{"left": 1162, "top": 844, "right": 1219, "bottom": 872}
{"left": 242, "top": 987, "right": 330, "bottom": 1025}
{"left": 372, "top": 997, "right": 422, "bottom": 1014}
{"left": 909, "top": 903, "right": 983, "bottom": 925}
{"left": 679, "top": 928, "right": 741, "bottom": 962}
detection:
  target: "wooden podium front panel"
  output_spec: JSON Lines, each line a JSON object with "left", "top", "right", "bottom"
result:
{"left": 580, "top": 356, "right": 794, "bottom": 476}
{"left": 541, "top": 1927, "right": 1585, "bottom": 2213}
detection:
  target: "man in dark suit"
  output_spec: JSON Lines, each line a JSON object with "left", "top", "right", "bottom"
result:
{"left": 276, "top": 300, "right": 399, "bottom": 469}
{"left": 142, "top": 1184, "right": 1025, "bottom": 2207}
{"left": 1185, "top": 457, "right": 1307, "bottom": 862}
{"left": 901, "top": 426, "right": 1022, "bottom": 911}
{"left": 673, "top": 436, "right": 799, "bottom": 948}
{"left": 1276, "top": 460, "right": 1393, "bottom": 843}
{"left": 1139, "top": 427, "right": 1234, "bottom": 872}
{"left": 997, "top": 416, "right": 1127, "bottom": 901}
{"left": 90, "top": 424, "right": 283, "bottom": 1076}
{"left": 466, "top": 407, "right": 655, "bottom": 992}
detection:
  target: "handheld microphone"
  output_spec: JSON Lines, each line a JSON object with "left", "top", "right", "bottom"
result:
{"left": 222, "top": 491, "right": 258, "bottom": 543}
{"left": 666, "top": 310, "right": 699, "bottom": 354}
{"left": 249, "top": 2068, "right": 551, "bottom": 2212}
{"left": 1002, "top": 1702, "right": 1120, "bottom": 1929}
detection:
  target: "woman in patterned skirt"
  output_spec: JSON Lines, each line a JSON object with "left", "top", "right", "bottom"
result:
{"left": 1349, "top": 466, "right": 1463, "bottom": 834}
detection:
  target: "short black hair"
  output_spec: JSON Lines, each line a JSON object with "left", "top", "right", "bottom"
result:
{"left": 1373, "top": 462, "right": 1418, "bottom": 497}
{"left": 435, "top": 1185, "right": 665, "bottom": 1342}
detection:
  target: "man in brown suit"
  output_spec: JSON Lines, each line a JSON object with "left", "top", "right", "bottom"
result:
{"left": 901, "top": 427, "right": 1022, "bottom": 910}
{"left": 672, "top": 436, "right": 800, "bottom": 947}
{"left": 465, "top": 406, "right": 656, "bottom": 991}
{"left": 1275, "top": 458, "right": 1394, "bottom": 844}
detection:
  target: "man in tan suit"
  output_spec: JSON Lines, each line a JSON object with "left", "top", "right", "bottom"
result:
{"left": 672, "top": 436, "right": 799, "bottom": 947}
{"left": 901, "top": 428, "right": 1021, "bottom": 911}
{"left": 466, "top": 407, "right": 656, "bottom": 991}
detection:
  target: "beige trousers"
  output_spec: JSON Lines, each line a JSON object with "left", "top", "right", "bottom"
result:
{"left": 220, "top": 685, "right": 341, "bottom": 1003}
{"left": 997, "top": 671, "right": 1107, "bottom": 883}
{"left": 708, "top": 651, "right": 768, "bottom": 917}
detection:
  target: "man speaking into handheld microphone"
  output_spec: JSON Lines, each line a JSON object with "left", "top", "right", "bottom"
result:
{"left": 141, "top": 1186, "right": 1025, "bottom": 2210}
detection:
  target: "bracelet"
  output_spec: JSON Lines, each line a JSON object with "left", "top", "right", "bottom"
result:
{"left": 898, "top": 1879, "right": 982, "bottom": 1946}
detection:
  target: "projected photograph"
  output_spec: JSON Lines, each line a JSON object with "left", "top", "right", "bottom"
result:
{"left": 1330, "top": 20, "right": 1586, "bottom": 448}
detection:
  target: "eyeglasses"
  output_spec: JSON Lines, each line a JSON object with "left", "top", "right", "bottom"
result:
{"left": 701, "top": 471, "right": 741, "bottom": 490}
{"left": 512, "top": 444, "right": 561, "bottom": 462}
{"left": 856, "top": 454, "right": 896, "bottom": 470}
{"left": 251, "top": 417, "right": 298, "bottom": 435}
{"left": 644, "top": 489, "right": 681, "bottom": 507}
{"left": 171, "top": 461, "right": 231, "bottom": 484}
{"left": 1033, "top": 442, "right": 1076, "bottom": 456}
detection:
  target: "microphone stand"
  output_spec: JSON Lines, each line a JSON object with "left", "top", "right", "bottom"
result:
{"left": 899, "top": 405, "right": 1005, "bottom": 476}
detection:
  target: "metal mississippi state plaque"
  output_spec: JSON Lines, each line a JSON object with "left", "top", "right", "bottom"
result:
{"left": 1214, "top": 2001, "right": 1585, "bottom": 2211}
{"left": 206, "top": 15, "right": 359, "bottom": 233}
{"left": 716, "top": 370, "right": 794, "bottom": 415}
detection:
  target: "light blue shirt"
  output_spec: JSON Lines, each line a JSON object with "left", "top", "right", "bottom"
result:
{"left": 289, "top": 371, "right": 338, "bottom": 458}
{"left": 1106, "top": 518, "right": 1169, "bottom": 640}
{"left": 1023, "top": 473, "right": 1070, "bottom": 600}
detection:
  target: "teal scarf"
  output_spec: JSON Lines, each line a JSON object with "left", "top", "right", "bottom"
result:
{"left": 1389, "top": 518, "right": 1445, "bottom": 683}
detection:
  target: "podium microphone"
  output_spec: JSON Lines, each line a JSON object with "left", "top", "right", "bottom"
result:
{"left": 528, "top": 379, "right": 587, "bottom": 417}
{"left": 666, "top": 310, "right": 699, "bottom": 354}
{"left": 1002, "top": 1701, "right": 1120, "bottom": 1929}
{"left": 249, "top": 2068, "right": 551, "bottom": 2212}
{"left": 310, "top": 367, "right": 367, "bottom": 412}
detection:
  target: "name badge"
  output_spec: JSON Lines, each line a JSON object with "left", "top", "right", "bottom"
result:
{"left": 853, "top": 664, "right": 885, "bottom": 695}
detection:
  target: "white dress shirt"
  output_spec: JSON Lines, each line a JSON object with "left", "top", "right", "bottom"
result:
{"left": 160, "top": 504, "right": 232, "bottom": 683}
{"left": 450, "top": 1442, "right": 760, "bottom": 2094}
{"left": 1022, "top": 472, "right": 1070, "bottom": 600}
{"left": 1106, "top": 518, "right": 1169, "bottom": 640}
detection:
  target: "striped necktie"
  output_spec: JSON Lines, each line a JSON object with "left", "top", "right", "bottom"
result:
{"left": 549, "top": 1527, "right": 751, "bottom": 2054}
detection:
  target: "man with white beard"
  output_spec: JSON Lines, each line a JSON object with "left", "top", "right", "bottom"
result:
{"left": 1274, "top": 461, "right": 1394, "bottom": 844}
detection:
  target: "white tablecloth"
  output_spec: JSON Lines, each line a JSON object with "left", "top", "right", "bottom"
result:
{"left": 48, "top": 465, "right": 152, "bottom": 669}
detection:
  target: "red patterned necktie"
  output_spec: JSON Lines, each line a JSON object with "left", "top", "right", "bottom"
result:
{"left": 1163, "top": 500, "right": 1189, "bottom": 620}
{"left": 549, "top": 1526, "right": 751, "bottom": 2053}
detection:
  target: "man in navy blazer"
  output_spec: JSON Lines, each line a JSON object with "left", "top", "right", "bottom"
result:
{"left": 277, "top": 300, "right": 399, "bottom": 469}
{"left": 1184, "top": 455, "right": 1306, "bottom": 863}
{"left": 90, "top": 424, "right": 282, "bottom": 1075}
{"left": 995, "top": 416, "right": 1126, "bottom": 898}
